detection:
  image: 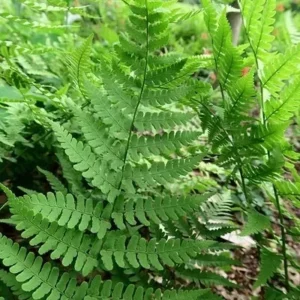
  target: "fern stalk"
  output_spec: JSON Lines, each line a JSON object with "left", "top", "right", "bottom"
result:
{"left": 238, "top": 2, "right": 290, "bottom": 291}
{"left": 272, "top": 175, "right": 289, "bottom": 291}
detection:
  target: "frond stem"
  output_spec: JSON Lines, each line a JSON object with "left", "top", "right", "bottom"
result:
{"left": 0, "top": 202, "right": 8, "bottom": 213}
{"left": 273, "top": 185, "right": 289, "bottom": 292}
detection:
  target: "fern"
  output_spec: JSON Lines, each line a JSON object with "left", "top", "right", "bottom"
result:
{"left": 0, "top": 270, "right": 33, "bottom": 300}
{"left": 176, "top": 268, "right": 237, "bottom": 288}
{"left": 240, "top": 208, "right": 271, "bottom": 236}
{"left": 1, "top": 0, "right": 299, "bottom": 297}
{"left": 37, "top": 166, "right": 68, "bottom": 195}
{"left": 254, "top": 248, "right": 281, "bottom": 289}
{"left": 240, "top": 0, "right": 276, "bottom": 58}
{"left": 262, "top": 44, "right": 300, "bottom": 96}
{"left": 0, "top": 233, "right": 214, "bottom": 299}
{"left": 0, "top": 234, "right": 88, "bottom": 299}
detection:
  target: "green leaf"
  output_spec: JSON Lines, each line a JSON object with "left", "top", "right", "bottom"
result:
{"left": 253, "top": 248, "right": 281, "bottom": 289}
{"left": 240, "top": 208, "right": 271, "bottom": 236}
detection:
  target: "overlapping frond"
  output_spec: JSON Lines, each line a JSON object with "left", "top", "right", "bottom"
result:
{"left": 240, "top": 208, "right": 271, "bottom": 236}
{"left": 240, "top": 0, "right": 276, "bottom": 58}
{"left": 0, "top": 270, "right": 32, "bottom": 300}
{"left": 51, "top": 121, "right": 120, "bottom": 202}
{"left": 0, "top": 234, "right": 89, "bottom": 300}
{"left": 265, "top": 75, "right": 300, "bottom": 123}
{"left": 100, "top": 233, "right": 218, "bottom": 271}
{"left": 262, "top": 44, "right": 300, "bottom": 95}
{"left": 68, "top": 34, "right": 93, "bottom": 96}
{"left": 253, "top": 248, "right": 281, "bottom": 289}
{"left": 37, "top": 166, "right": 68, "bottom": 195}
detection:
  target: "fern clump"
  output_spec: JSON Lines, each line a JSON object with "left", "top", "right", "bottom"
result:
{"left": 1, "top": 0, "right": 300, "bottom": 299}
{"left": 0, "top": 1, "right": 235, "bottom": 299}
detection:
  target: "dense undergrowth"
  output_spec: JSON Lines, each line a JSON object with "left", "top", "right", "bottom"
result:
{"left": 0, "top": 0, "right": 299, "bottom": 299}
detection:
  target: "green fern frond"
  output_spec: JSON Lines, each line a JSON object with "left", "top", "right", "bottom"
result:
{"left": 0, "top": 234, "right": 215, "bottom": 299}
{"left": 202, "top": 0, "right": 217, "bottom": 36}
{"left": 128, "top": 131, "right": 200, "bottom": 160}
{"left": 274, "top": 180, "right": 300, "bottom": 208}
{"left": 112, "top": 193, "right": 212, "bottom": 228}
{"left": 13, "top": 191, "right": 111, "bottom": 239}
{"left": 240, "top": 0, "right": 276, "bottom": 58}
{"left": 194, "top": 253, "right": 239, "bottom": 267}
{"left": 253, "top": 248, "right": 281, "bottom": 289}
{"left": 100, "top": 233, "right": 219, "bottom": 271}
{"left": 226, "top": 71, "right": 256, "bottom": 120}
{"left": 240, "top": 208, "right": 271, "bottom": 236}
{"left": 176, "top": 268, "right": 238, "bottom": 287}
{"left": 123, "top": 155, "right": 204, "bottom": 189}
{"left": 37, "top": 166, "right": 68, "bottom": 195}
{"left": 86, "top": 82, "right": 131, "bottom": 139}
{"left": 242, "top": 150, "right": 284, "bottom": 184}
{"left": 68, "top": 34, "right": 93, "bottom": 97}
{"left": 134, "top": 111, "right": 194, "bottom": 132}
{"left": 0, "top": 234, "right": 88, "bottom": 299}
{"left": 51, "top": 121, "right": 119, "bottom": 202}
{"left": 56, "top": 151, "right": 87, "bottom": 196}
{"left": 0, "top": 270, "right": 32, "bottom": 300}
{"left": 265, "top": 74, "right": 300, "bottom": 123}
{"left": 146, "top": 59, "right": 187, "bottom": 86}
{"left": 142, "top": 84, "right": 196, "bottom": 107}
{"left": 262, "top": 44, "right": 300, "bottom": 95}
{"left": 85, "top": 274, "right": 215, "bottom": 300}
{"left": 213, "top": 13, "right": 243, "bottom": 88}
{"left": 200, "top": 192, "right": 235, "bottom": 228}
{"left": 74, "top": 108, "right": 125, "bottom": 169}
{"left": 10, "top": 203, "right": 101, "bottom": 276}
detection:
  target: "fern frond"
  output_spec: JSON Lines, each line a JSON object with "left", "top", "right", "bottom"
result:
{"left": 226, "top": 71, "right": 256, "bottom": 120}
{"left": 213, "top": 12, "right": 242, "bottom": 88}
{"left": 253, "top": 248, "right": 281, "bottom": 289}
{"left": 134, "top": 111, "right": 194, "bottom": 132}
{"left": 15, "top": 191, "right": 111, "bottom": 239}
{"left": 262, "top": 44, "right": 300, "bottom": 95}
{"left": 37, "top": 166, "right": 68, "bottom": 195}
{"left": 274, "top": 180, "right": 300, "bottom": 208}
{"left": 146, "top": 59, "right": 187, "bottom": 86}
{"left": 265, "top": 74, "right": 300, "bottom": 123}
{"left": 85, "top": 274, "right": 215, "bottom": 300}
{"left": 202, "top": 0, "right": 217, "bottom": 35}
{"left": 128, "top": 131, "right": 200, "bottom": 160}
{"left": 242, "top": 150, "right": 284, "bottom": 184}
{"left": 100, "top": 234, "right": 219, "bottom": 271}
{"left": 200, "top": 192, "right": 235, "bottom": 229}
{"left": 51, "top": 121, "right": 119, "bottom": 202}
{"left": 68, "top": 34, "right": 93, "bottom": 97}
{"left": 0, "top": 270, "right": 32, "bottom": 300}
{"left": 0, "top": 234, "right": 88, "bottom": 299}
{"left": 112, "top": 193, "right": 212, "bottom": 228}
{"left": 86, "top": 82, "right": 131, "bottom": 139}
{"left": 124, "top": 155, "right": 204, "bottom": 189}
{"left": 176, "top": 268, "right": 237, "bottom": 287}
{"left": 74, "top": 108, "right": 125, "bottom": 169}
{"left": 56, "top": 151, "right": 87, "bottom": 196}
{"left": 240, "top": 208, "right": 271, "bottom": 236}
{"left": 142, "top": 84, "right": 196, "bottom": 107}
{"left": 240, "top": 0, "right": 276, "bottom": 58}
{"left": 194, "top": 253, "right": 239, "bottom": 267}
